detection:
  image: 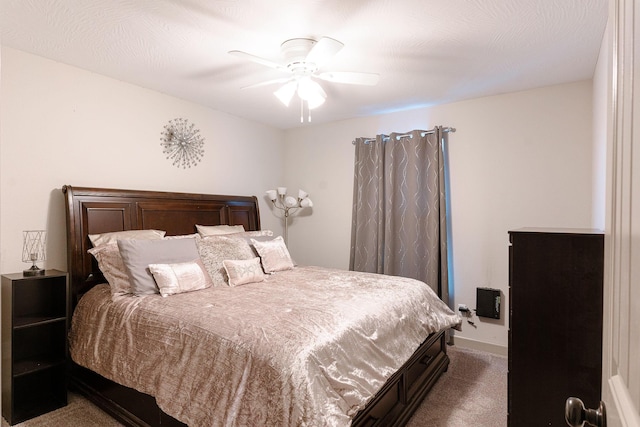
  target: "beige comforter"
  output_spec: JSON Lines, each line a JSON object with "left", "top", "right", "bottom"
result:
{"left": 69, "top": 266, "right": 461, "bottom": 426}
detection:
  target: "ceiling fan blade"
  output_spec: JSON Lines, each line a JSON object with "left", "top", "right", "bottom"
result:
{"left": 305, "top": 37, "right": 344, "bottom": 68}
{"left": 317, "top": 71, "right": 380, "bottom": 86}
{"left": 228, "top": 50, "right": 287, "bottom": 71}
{"left": 241, "top": 77, "right": 292, "bottom": 89}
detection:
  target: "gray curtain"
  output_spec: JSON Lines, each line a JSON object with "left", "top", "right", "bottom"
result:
{"left": 349, "top": 128, "right": 450, "bottom": 306}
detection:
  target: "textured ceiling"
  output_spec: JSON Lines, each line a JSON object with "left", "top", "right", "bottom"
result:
{"left": 1, "top": 0, "right": 608, "bottom": 130}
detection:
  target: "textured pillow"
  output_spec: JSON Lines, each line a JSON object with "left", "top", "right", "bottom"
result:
{"left": 197, "top": 235, "right": 255, "bottom": 286}
{"left": 222, "top": 257, "right": 266, "bottom": 287}
{"left": 89, "top": 229, "right": 166, "bottom": 247}
{"left": 88, "top": 243, "right": 131, "bottom": 295}
{"left": 196, "top": 224, "right": 245, "bottom": 237}
{"left": 148, "top": 260, "right": 212, "bottom": 297}
{"left": 117, "top": 238, "right": 202, "bottom": 295}
{"left": 234, "top": 230, "right": 274, "bottom": 238}
{"left": 251, "top": 236, "right": 295, "bottom": 273}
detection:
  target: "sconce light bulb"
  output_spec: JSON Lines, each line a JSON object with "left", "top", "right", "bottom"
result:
{"left": 284, "top": 196, "right": 298, "bottom": 208}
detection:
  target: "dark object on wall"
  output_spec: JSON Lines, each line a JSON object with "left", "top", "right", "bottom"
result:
{"left": 476, "top": 287, "right": 501, "bottom": 319}
{"left": 508, "top": 228, "right": 603, "bottom": 427}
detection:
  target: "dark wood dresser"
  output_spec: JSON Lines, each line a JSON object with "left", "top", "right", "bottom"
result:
{"left": 508, "top": 228, "right": 604, "bottom": 427}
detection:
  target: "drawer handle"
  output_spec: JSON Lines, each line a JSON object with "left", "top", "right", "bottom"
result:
{"left": 419, "top": 354, "right": 433, "bottom": 366}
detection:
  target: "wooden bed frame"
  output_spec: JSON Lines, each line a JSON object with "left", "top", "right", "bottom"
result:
{"left": 63, "top": 185, "right": 449, "bottom": 427}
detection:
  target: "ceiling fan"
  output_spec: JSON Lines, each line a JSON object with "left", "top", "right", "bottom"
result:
{"left": 229, "top": 37, "right": 379, "bottom": 121}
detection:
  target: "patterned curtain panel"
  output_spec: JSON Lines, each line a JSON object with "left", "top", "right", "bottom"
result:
{"left": 350, "top": 128, "right": 449, "bottom": 306}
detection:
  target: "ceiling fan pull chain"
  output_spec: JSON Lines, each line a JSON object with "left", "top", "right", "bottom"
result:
{"left": 300, "top": 98, "right": 304, "bottom": 123}
{"left": 308, "top": 101, "right": 312, "bottom": 122}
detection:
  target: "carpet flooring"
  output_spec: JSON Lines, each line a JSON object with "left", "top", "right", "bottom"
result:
{"left": 407, "top": 345, "right": 508, "bottom": 427}
{"left": 2, "top": 345, "right": 507, "bottom": 427}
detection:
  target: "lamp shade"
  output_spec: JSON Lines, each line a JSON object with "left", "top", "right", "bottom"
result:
{"left": 265, "top": 187, "right": 313, "bottom": 245}
{"left": 284, "top": 196, "right": 298, "bottom": 208}
{"left": 265, "top": 190, "right": 278, "bottom": 201}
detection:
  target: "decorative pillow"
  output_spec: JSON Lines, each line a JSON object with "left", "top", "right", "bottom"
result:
{"left": 89, "top": 229, "right": 165, "bottom": 247}
{"left": 164, "top": 233, "right": 200, "bottom": 240}
{"left": 251, "top": 236, "right": 295, "bottom": 273}
{"left": 148, "top": 259, "right": 212, "bottom": 297}
{"left": 196, "top": 224, "right": 245, "bottom": 237}
{"left": 117, "top": 238, "right": 203, "bottom": 295}
{"left": 222, "top": 258, "right": 266, "bottom": 287}
{"left": 243, "top": 235, "right": 276, "bottom": 257}
{"left": 197, "top": 235, "right": 255, "bottom": 286}
{"left": 88, "top": 243, "right": 131, "bottom": 295}
{"left": 233, "top": 230, "right": 274, "bottom": 238}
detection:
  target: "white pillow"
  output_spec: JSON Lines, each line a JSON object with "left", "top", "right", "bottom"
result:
{"left": 223, "top": 258, "right": 266, "bottom": 286}
{"left": 196, "top": 224, "right": 245, "bottom": 237}
{"left": 149, "top": 260, "right": 213, "bottom": 297}
{"left": 251, "top": 236, "right": 295, "bottom": 273}
{"left": 89, "top": 229, "right": 165, "bottom": 247}
{"left": 117, "top": 238, "right": 203, "bottom": 295}
{"left": 88, "top": 243, "right": 131, "bottom": 295}
{"left": 164, "top": 233, "right": 200, "bottom": 240}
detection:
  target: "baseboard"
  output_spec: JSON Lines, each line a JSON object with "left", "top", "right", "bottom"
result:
{"left": 450, "top": 336, "right": 508, "bottom": 357}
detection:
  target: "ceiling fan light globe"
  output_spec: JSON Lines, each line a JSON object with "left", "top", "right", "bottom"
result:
{"left": 274, "top": 81, "right": 297, "bottom": 106}
{"left": 297, "top": 77, "right": 326, "bottom": 109}
{"left": 306, "top": 95, "right": 325, "bottom": 109}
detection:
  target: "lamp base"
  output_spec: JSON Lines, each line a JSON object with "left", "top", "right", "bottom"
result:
{"left": 23, "top": 266, "right": 45, "bottom": 277}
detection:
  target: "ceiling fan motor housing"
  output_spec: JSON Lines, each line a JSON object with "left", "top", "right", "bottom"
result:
{"left": 281, "top": 38, "right": 318, "bottom": 75}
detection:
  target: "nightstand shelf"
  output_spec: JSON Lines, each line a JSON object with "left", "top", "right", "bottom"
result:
{"left": 2, "top": 270, "right": 69, "bottom": 425}
{"left": 14, "top": 312, "right": 67, "bottom": 326}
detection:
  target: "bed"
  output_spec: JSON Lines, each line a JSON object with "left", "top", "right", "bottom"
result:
{"left": 63, "top": 185, "right": 461, "bottom": 427}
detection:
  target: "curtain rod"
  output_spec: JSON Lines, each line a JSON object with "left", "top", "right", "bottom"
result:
{"left": 352, "top": 126, "right": 456, "bottom": 145}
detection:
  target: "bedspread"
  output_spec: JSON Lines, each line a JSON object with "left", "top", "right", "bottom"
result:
{"left": 69, "top": 266, "right": 461, "bottom": 426}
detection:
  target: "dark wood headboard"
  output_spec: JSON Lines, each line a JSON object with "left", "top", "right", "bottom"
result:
{"left": 62, "top": 185, "right": 261, "bottom": 308}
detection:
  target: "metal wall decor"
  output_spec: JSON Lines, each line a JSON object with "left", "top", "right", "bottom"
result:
{"left": 160, "top": 118, "right": 205, "bottom": 168}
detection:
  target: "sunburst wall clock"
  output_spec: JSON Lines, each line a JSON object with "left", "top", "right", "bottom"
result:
{"left": 160, "top": 118, "right": 205, "bottom": 169}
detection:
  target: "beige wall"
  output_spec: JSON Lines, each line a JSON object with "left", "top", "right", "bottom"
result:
{"left": 284, "top": 80, "right": 595, "bottom": 351}
{"left": 0, "top": 47, "right": 285, "bottom": 274}
{"left": 0, "top": 46, "right": 598, "bottom": 352}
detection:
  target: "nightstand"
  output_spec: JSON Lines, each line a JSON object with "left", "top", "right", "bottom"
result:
{"left": 1, "top": 270, "right": 69, "bottom": 425}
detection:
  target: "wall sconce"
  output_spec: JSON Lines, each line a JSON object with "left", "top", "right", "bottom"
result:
{"left": 22, "top": 230, "right": 46, "bottom": 276}
{"left": 265, "top": 187, "right": 313, "bottom": 245}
